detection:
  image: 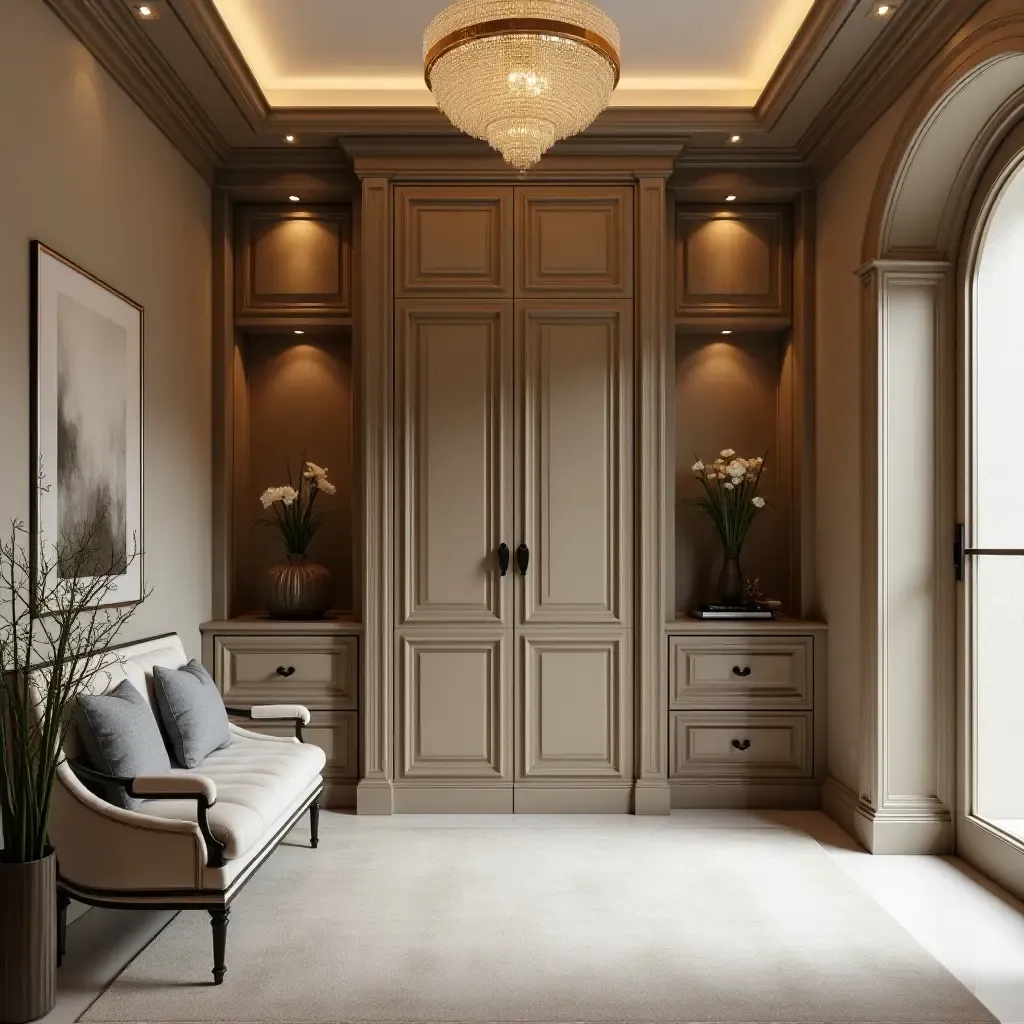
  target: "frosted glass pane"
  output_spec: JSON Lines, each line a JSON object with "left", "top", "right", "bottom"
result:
{"left": 976, "top": 163, "right": 1024, "bottom": 547}
{"left": 975, "top": 557, "right": 1024, "bottom": 819}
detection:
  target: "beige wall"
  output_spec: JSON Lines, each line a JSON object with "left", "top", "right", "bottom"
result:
{"left": 0, "top": 0, "right": 212, "bottom": 658}
{"left": 815, "top": 95, "right": 914, "bottom": 793}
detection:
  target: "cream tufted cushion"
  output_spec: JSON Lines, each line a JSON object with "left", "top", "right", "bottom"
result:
{"left": 133, "top": 731, "right": 326, "bottom": 860}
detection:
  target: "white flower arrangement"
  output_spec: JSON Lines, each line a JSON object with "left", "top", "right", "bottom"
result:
{"left": 260, "top": 461, "right": 337, "bottom": 555}
{"left": 687, "top": 449, "right": 769, "bottom": 556}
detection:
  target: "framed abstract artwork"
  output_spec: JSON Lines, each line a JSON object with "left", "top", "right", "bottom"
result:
{"left": 31, "top": 242, "right": 144, "bottom": 608}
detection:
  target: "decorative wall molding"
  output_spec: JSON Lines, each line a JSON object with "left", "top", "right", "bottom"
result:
{"left": 42, "top": 0, "right": 230, "bottom": 180}
{"left": 40, "top": 0, "right": 991, "bottom": 185}
{"left": 804, "top": 0, "right": 991, "bottom": 177}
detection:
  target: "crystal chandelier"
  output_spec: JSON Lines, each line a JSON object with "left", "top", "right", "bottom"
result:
{"left": 424, "top": 0, "right": 621, "bottom": 171}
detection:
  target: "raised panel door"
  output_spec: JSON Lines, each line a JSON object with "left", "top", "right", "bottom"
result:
{"left": 396, "top": 632, "right": 512, "bottom": 781}
{"left": 396, "top": 301, "right": 514, "bottom": 626}
{"left": 396, "top": 187, "right": 513, "bottom": 297}
{"left": 517, "top": 632, "right": 632, "bottom": 781}
{"left": 515, "top": 187, "right": 633, "bottom": 296}
{"left": 517, "top": 302, "right": 633, "bottom": 626}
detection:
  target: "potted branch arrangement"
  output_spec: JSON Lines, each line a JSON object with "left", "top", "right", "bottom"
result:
{"left": 0, "top": 513, "right": 146, "bottom": 1023}
{"left": 688, "top": 449, "right": 769, "bottom": 612}
{"left": 260, "top": 461, "right": 337, "bottom": 619}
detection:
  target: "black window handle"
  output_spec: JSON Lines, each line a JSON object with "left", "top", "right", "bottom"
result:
{"left": 731, "top": 738, "right": 751, "bottom": 751}
{"left": 732, "top": 666, "right": 752, "bottom": 677}
{"left": 498, "top": 543, "right": 510, "bottom": 577}
{"left": 275, "top": 666, "right": 296, "bottom": 678}
{"left": 516, "top": 543, "right": 530, "bottom": 576}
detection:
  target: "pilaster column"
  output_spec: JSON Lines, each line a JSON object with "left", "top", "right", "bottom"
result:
{"left": 857, "top": 259, "right": 955, "bottom": 851}
{"left": 356, "top": 174, "right": 395, "bottom": 814}
{"left": 634, "top": 173, "right": 672, "bottom": 814}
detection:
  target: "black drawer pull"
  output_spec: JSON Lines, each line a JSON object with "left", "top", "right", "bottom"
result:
{"left": 731, "top": 738, "right": 751, "bottom": 751}
{"left": 732, "top": 665, "right": 752, "bottom": 677}
{"left": 275, "top": 665, "right": 296, "bottom": 678}
{"left": 498, "top": 543, "right": 510, "bottom": 577}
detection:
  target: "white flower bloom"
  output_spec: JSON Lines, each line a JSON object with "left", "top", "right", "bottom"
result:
{"left": 752, "top": 496, "right": 766, "bottom": 508}
{"left": 303, "top": 461, "right": 328, "bottom": 480}
{"left": 317, "top": 479, "right": 337, "bottom": 495}
{"left": 691, "top": 460, "right": 705, "bottom": 473}
{"left": 724, "top": 481, "right": 735, "bottom": 491}
{"left": 706, "top": 470, "right": 716, "bottom": 479}
{"left": 717, "top": 471, "right": 727, "bottom": 480}
{"left": 727, "top": 461, "right": 746, "bottom": 478}
{"left": 260, "top": 486, "right": 292, "bottom": 508}
{"left": 280, "top": 486, "right": 299, "bottom": 506}
{"left": 720, "top": 448, "right": 736, "bottom": 459}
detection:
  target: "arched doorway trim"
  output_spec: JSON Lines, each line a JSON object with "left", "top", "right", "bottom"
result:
{"left": 851, "top": 5, "right": 1024, "bottom": 853}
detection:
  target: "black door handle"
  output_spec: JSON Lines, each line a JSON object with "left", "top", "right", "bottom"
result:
{"left": 275, "top": 666, "right": 296, "bottom": 678}
{"left": 732, "top": 666, "right": 752, "bottom": 677}
{"left": 731, "top": 738, "right": 751, "bottom": 751}
{"left": 498, "top": 543, "right": 510, "bottom": 577}
{"left": 516, "top": 543, "right": 530, "bottom": 576}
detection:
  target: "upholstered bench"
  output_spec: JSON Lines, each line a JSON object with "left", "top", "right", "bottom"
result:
{"left": 42, "top": 632, "right": 325, "bottom": 984}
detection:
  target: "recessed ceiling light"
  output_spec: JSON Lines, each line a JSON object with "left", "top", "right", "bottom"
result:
{"left": 725, "top": 195, "right": 737, "bottom": 202}
{"left": 868, "top": 2, "right": 897, "bottom": 17}
{"left": 729, "top": 135, "right": 743, "bottom": 144}
{"left": 284, "top": 135, "right": 296, "bottom": 143}
{"left": 288, "top": 195, "right": 300, "bottom": 202}
{"left": 133, "top": 4, "right": 158, "bottom": 18}
{"left": 721, "top": 330, "right": 733, "bottom": 336}
{"left": 294, "top": 330, "right": 305, "bottom": 335}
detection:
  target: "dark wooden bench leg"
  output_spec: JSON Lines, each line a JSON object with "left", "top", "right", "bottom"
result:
{"left": 209, "top": 907, "right": 230, "bottom": 985}
{"left": 310, "top": 799, "right": 320, "bottom": 849}
{"left": 57, "top": 889, "right": 71, "bottom": 967}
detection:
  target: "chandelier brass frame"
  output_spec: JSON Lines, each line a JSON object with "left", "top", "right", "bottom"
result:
{"left": 424, "top": 18, "right": 621, "bottom": 89}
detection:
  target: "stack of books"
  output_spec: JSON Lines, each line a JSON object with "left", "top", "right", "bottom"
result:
{"left": 692, "top": 604, "right": 775, "bottom": 620}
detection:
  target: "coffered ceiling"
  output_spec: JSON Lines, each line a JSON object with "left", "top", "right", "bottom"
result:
{"left": 43, "top": 0, "right": 988, "bottom": 180}
{"left": 210, "top": 0, "right": 816, "bottom": 108}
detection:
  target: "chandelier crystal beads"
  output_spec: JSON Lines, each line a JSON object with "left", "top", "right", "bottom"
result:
{"left": 424, "top": 0, "right": 621, "bottom": 171}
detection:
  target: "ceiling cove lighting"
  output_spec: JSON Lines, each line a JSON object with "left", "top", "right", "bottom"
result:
{"left": 423, "top": 0, "right": 621, "bottom": 172}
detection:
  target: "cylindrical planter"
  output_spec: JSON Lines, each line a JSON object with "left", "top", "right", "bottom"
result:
{"left": 265, "top": 554, "right": 333, "bottom": 619}
{"left": 0, "top": 850, "right": 56, "bottom": 1024}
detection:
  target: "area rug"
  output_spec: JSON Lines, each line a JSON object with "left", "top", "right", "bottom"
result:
{"left": 82, "top": 817, "right": 996, "bottom": 1024}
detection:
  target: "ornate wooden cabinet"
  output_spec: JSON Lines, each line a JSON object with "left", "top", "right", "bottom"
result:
{"left": 391, "top": 185, "right": 635, "bottom": 812}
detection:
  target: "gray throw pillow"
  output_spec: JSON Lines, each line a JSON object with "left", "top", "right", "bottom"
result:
{"left": 76, "top": 680, "right": 172, "bottom": 810}
{"left": 152, "top": 659, "right": 231, "bottom": 769}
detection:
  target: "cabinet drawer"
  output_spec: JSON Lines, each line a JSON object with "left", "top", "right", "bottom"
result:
{"left": 211, "top": 634, "right": 358, "bottom": 710}
{"left": 669, "top": 636, "right": 810, "bottom": 708}
{"left": 240, "top": 710, "right": 359, "bottom": 778}
{"left": 670, "top": 711, "right": 812, "bottom": 779}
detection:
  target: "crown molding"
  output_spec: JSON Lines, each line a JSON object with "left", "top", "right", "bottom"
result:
{"left": 803, "top": 0, "right": 991, "bottom": 177}
{"left": 757, "top": 0, "right": 861, "bottom": 128}
{"left": 42, "top": 0, "right": 229, "bottom": 180}
{"left": 170, "top": 0, "right": 269, "bottom": 131}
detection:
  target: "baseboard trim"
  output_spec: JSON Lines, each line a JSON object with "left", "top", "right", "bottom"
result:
{"left": 822, "top": 774, "right": 859, "bottom": 838}
{"left": 633, "top": 780, "right": 671, "bottom": 815}
{"left": 669, "top": 779, "right": 821, "bottom": 809}
{"left": 392, "top": 785, "right": 514, "bottom": 814}
{"left": 853, "top": 802, "right": 954, "bottom": 854}
{"left": 356, "top": 778, "right": 394, "bottom": 815}
{"left": 513, "top": 785, "right": 633, "bottom": 814}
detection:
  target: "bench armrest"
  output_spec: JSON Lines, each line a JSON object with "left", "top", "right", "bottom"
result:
{"left": 68, "top": 760, "right": 226, "bottom": 868}
{"left": 225, "top": 703, "right": 311, "bottom": 742}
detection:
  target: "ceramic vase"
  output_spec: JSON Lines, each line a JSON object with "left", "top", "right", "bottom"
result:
{"left": 716, "top": 551, "right": 745, "bottom": 606}
{"left": 265, "top": 554, "right": 333, "bottom": 619}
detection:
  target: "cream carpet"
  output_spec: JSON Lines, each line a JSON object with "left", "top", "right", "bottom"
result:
{"left": 82, "top": 816, "right": 995, "bottom": 1024}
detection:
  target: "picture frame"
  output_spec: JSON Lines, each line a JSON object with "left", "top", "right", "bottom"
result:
{"left": 30, "top": 241, "right": 144, "bottom": 609}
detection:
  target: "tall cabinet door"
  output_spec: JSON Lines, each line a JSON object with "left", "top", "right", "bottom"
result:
{"left": 515, "top": 300, "right": 634, "bottom": 805}
{"left": 394, "top": 300, "right": 514, "bottom": 803}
